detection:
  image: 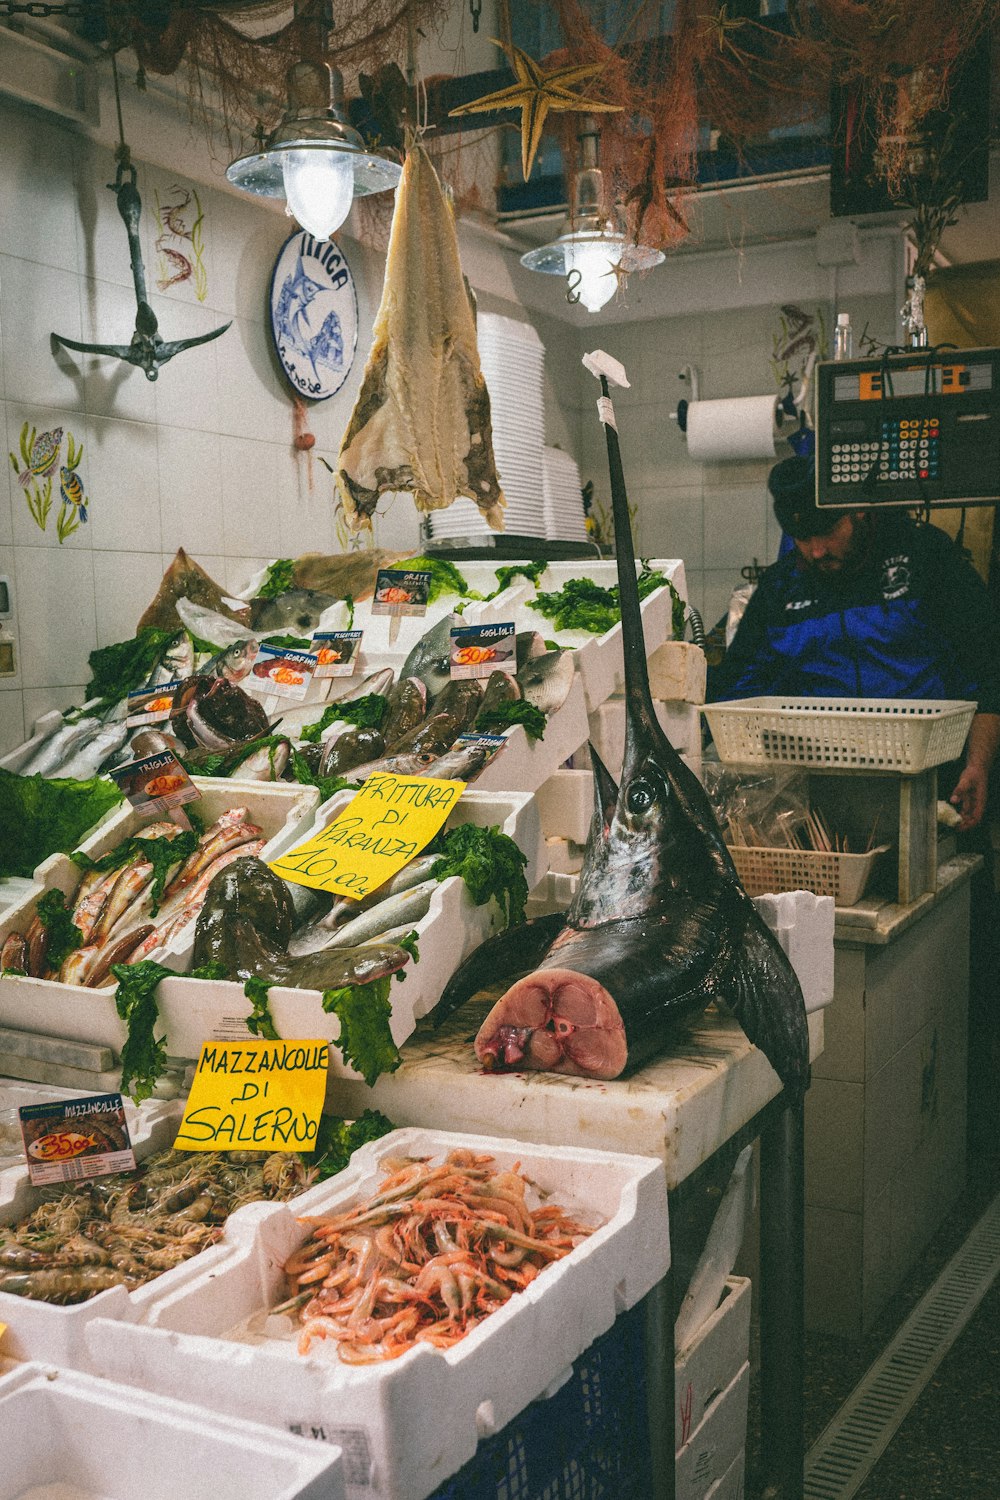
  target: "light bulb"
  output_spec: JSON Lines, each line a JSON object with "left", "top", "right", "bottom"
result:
{"left": 282, "top": 148, "right": 355, "bottom": 240}
{"left": 564, "top": 237, "right": 623, "bottom": 313}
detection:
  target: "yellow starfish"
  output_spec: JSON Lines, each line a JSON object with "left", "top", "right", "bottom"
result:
{"left": 449, "top": 40, "right": 621, "bottom": 180}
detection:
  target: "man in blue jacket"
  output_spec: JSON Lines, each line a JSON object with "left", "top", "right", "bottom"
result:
{"left": 711, "top": 455, "right": 1000, "bottom": 831}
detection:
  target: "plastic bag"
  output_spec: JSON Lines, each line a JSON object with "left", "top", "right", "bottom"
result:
{"left": 701, "top": 761, "right": 811, "bottom": 849}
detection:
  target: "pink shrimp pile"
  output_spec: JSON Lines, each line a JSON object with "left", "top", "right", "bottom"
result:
{"left": 282, "top": 1149, "right": 596, "bottom": 1363}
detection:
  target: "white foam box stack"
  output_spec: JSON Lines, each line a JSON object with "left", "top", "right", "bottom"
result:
{"left": 0, "top": 1100, "right": 194, "bottom": 1367}
{"left": 676, "top": 1362, "right": 750, "bottom": 1500}
{"left": 535, "top": 768, "right": 594, "bottom": 845}
{"left": 587, "top": 696, "right": 702, "bottom": 778}
{"left": 86, "top": 1127, "right": 670, "bottom": 1500}
{"left": 0, "top": 1362, "right": 346, "bottom": 1500}
{"left": 648, "top": 642, "right": 708, "bottom": 705}
{"left": 675, "top": 1277, "right": 751, "bottom": 1453}
{"left": 0, "top": 779, "right": 320, "bottom": 1058}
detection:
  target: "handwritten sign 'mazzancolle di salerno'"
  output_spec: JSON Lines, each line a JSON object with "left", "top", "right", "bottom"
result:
{"left": 173, "top": 1040, "right": 329, "bottom": 1153}
{"left": 267, "top": 774, "right": 464, "bottom": 899}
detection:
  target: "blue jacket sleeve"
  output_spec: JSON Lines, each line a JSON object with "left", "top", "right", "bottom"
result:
{"left": 707, "top": 581, "right": 776, "bottom": 702}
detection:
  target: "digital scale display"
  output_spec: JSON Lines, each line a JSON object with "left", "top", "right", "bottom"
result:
{"left": 816, "top": 348, "right": 1000, "bottom": 510}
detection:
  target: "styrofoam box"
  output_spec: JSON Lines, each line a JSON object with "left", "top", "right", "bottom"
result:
{"left": 522, "top": 872, "right": 833, "bottom": 1017}
{"left": 675, "top": 1361, "right": 750, "bottom": 1500}
{"left": 544, "top": 836, "right": 584, "bottom": 877}
{"left": 0, "top": 1100, "right": 193, "bottom": 1367}
{"left": 588, "top": 696, "right": 701, "bottom": 778}
{"left": 648, "top": 641, "right": 708, "bottom": 706}
{"left": 0, "top": 1361, "right": 345, "bottom": 1500}
{"left": 0, "top": 790, "right": 543, "bottom": 1072}
{"left": 535, "top": 768, "right": 594, "bottom": 845}
{"left": 480, "top": 559, "right": 688, "bottom": 714}
{"left": 86, "top": 1126, "right": 670, "bottom": 1500}
{"left": 675, "top": 1278, "right": 751, "bottom": 1452}
{"left": 0, "top": 778, "right": 320, "bottom": 1042}
{"left": 705, "top": 1451, "right": 746, "bottom": 1500}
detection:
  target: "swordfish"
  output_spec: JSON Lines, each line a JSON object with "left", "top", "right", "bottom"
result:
{"left": 437, "top": 371, "right": 810, "bottom": 1096}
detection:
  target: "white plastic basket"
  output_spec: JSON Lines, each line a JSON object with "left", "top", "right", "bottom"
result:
{"left": 704, "top": 697, "right": 976, "bottom": 772}
{"left": 727, "top": 843, "right": 891, "bottom": 905}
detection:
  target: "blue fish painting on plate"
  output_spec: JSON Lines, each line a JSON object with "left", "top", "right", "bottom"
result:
{"left": 270, "top": 231, "right": 358, "bottom": 402}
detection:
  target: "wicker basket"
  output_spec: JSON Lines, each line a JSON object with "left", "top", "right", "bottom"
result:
{"left": 704, "top": 697, "right": 975, "bottom": 772}
{"left": 727, "top": 843, "right": 891, "bottom": 904}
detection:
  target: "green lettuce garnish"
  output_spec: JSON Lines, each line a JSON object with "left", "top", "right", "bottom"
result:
{"left": 189, "top": 960, "right": 227, "bottom": 980}
{"left": 430, "top": 823, "right": 528, "bottom": 927}
{"left": 0, "top": 769, "right": 124, "bottom": 879}
{"left": 71, "top": 829, "right": 198, "bottom": 916}
{"left": 305, "top": 1108, "right": 395, "bottom": 1180}
{"left": 299, "top": 694, "right": 388, "bottom": 744}
{"left": 396, "top": 555, "right": 483, "bottom": 603}
{"left": 112, "top": 959, "right": 174, "bottom": 1102}
{"left": 256, "top": 559, "right": 296, "bottom": 599}
{"left": 475, "top": 699, "right": 546, "bottom": 742}
{"left": 260, "top": 634, "right": 312, "bottom": 650}
{"left": 244, "top": 976, "right": 280, "bottom": 1040}
{"left": 322, "top": 975, "right": 403, "bottom": 1087}
{"left": 531, "top": 565, "right": 684, "bottom": 636}
{"left": 491, "top": 560, "right": 547, "bottom": 595}
{"left": 86, "top": 627, "right": 181, "bottom": 708}
{"left": 36, "top": 889, "right": 83, "bottom": 967}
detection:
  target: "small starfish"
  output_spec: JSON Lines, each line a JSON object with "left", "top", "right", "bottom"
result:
{"left": 702, "top": 4, "right": 749, "bottom": 56}
{"left": 449, "top": 40, "right": 621, "bottom": 180}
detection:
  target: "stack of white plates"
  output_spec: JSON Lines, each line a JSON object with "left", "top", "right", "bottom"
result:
{"left": 425, "top": 312, "right": 548, "bottom": 543}
{"left": 543, "top": 445, "right": 588, "bottom": 543}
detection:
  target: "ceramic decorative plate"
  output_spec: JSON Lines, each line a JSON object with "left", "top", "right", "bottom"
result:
{"left": 269, "top": 230, "right": 358, "bottom": 401}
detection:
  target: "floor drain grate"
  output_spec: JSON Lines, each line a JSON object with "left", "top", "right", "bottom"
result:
{"left": 803, "top": 1189, "right": 1000, "bottom": 1500}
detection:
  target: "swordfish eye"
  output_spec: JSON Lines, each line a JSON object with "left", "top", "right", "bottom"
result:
{"left": 625, "top": 776, "right": 659, "bottom": 815}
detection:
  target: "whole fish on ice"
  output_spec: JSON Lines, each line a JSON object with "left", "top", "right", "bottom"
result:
{"left": 336, "top": 145, "right": 505, "bottom": 533}
{"left": 438, "top": 378, "right": 809, "bottom": 1095}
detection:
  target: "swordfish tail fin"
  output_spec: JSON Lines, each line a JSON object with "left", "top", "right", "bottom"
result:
{"left": 721, "top": 907, "right": 811, "bottom": 1098}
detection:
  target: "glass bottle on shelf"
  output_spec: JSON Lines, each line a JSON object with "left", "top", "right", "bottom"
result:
{"left": 833, "top": 312, "right": 853, "bottom": 362}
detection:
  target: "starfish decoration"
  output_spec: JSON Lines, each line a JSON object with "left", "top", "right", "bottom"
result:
{"left": 449, "top": 40, "right": 621, "bottom": 180}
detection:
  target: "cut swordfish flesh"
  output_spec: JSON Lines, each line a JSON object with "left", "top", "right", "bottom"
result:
{"left": 335, "top": 144, "right": 506, "bottom": 533}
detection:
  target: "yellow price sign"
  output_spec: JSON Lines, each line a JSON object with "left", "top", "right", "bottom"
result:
{"left": 268, "top": 774, "right": 465, "bottom": 899}
{"left": 173, "top": 1039, "right": 329, "bottom": 1153}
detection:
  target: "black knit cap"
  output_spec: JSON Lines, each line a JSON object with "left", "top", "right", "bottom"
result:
{"left": 769, "top": 455, "right": 844, "bottom": 539}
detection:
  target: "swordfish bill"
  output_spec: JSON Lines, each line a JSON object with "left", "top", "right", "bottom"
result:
{"left": 439, "top": 354, "right": 810, "bottom": 1094}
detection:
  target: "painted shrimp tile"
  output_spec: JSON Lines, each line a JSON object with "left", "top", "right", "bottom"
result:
{"left": 6, "top": 404, "right": 91, "bottom": 549}
{"left": 142, "top": 168, "right": 214, "bottom": 308}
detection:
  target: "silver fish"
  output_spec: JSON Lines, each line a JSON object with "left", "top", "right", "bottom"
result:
{"left": 297, "top": 855, "right": 438, "bottom": 943}
{"left": 20, "top": 717, "right": 102, "bottom": 777}
{"left": 516, "top": 650, "right": 576, "bottom": 715}
{"left": 516, "top": 631, "right": 546, "bottom": 668}
{"left": 401, "top": 614, "right": 462, "bottom": 700}
{"left": 55, "top": 722, "right": 129, "bottom": 780}
{"left": 422, "top": 741, "right": 491, "bottom": 781}
{"left": 202, "top": 638, "right": 258, "bottom": 683}
{"left": 287, "top": 879, "right": 437, "bottom": 957}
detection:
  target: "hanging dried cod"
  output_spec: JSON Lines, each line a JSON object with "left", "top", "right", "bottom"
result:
{"left": 336, "top": 144, "right": 506, "bottom": 533}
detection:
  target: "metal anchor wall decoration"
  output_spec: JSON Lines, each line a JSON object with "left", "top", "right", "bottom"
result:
{"left": 52, "top": 151, "right": 231, "bottom": 381}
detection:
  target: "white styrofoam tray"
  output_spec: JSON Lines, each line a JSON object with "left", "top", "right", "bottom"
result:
{"left": 0, "top": 1100, "right": 197, "bottom": 1368}
{"left": 0, "top": 1361, "right": 345, "bottom": 1500}
{"left": 493, "top": 558, "right": 688, "bottom": 713}
{"left": 0, "top": 777, "right": 320, "bottom": 1043}
{"left": 675, "top": 1361, "right": 750, "bottom": 1500}
{"left": 86, "top": 1126, "right": 670, "bottom": 1500}
{"left": 0, "top": 790, "right": 543, "bottom": 1073}
{"left": 348, "top": 560, "right": 538, "bottom": 660}
{"left": 675, "top": 1277, "right": 751, "bottom": 1452}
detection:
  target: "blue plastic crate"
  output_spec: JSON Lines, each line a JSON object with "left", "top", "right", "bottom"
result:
{"left": 429, "top": 1303, "right": 651, "bottom": 1500}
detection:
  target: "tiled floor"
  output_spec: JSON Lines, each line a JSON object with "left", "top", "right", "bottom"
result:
{"left": 746, "top": 1142, "right": 1000, "bottom": 1498}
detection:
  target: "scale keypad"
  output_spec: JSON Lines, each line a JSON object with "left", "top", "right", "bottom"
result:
{"left": 829, "top": 417, "right": 941, "bottom": 484}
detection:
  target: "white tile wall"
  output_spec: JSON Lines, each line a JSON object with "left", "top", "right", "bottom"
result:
{"left": 0, "top": 93, "right": 900, "bottom": 742}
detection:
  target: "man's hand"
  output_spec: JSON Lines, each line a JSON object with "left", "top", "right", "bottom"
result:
{"left": 950, "top": 761, "right": 989, "bottom": 831}
{"left": 950, "top": 712, "right": 1000, "bottom": 831}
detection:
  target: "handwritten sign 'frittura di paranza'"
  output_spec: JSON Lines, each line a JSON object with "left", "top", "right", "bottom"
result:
{"left": 268, "top": 774, "right": 464, "bottom": 900}
{"left": 174, "top": 1040, "right": 329, "bottom": 1153}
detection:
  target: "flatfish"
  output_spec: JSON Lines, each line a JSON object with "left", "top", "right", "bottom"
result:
{"left": 336, "top": 145, "right": 506, "bottom": 532}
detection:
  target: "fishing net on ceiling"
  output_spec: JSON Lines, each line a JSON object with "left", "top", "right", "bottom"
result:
{"left": 98, "top": 0, "right": 450, "bottom": 146}
{"left": 505, "top": 0, "right": 996, "bottom": 254}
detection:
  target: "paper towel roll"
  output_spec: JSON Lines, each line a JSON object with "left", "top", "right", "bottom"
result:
{"left": 685, "top": 394, "right": 783, "bottom": 461}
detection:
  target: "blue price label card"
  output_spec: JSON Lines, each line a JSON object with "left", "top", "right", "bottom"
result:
{"left": 246, "top": 644, "right": 319, "bottom": 701}
{"left": 372, "top": 569, "right": 432, "bottom": 617}
{"left": 110, "top": 751, "right": 200, "bottom": 816}
{"left": 449, "top": 622, "right": 515, "bottom": 679}
{"left": 126, "top": 680, "right": 183, "bottom": 727}
{"left": 19, "top": 1093, "right": 135, "bottom": 1186}
{"left": 312, "top": 630, "right": 363, "bottom": 678}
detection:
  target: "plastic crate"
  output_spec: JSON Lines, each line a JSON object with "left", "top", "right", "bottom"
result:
{"left": 428, "top": 1302, "right": 651, "bottom": 1500}
{"left": 704, "top": 697, "right": 975, "bottom": 772}
{"left": 727, "top": 844, "right": 891, "bottom": 904}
